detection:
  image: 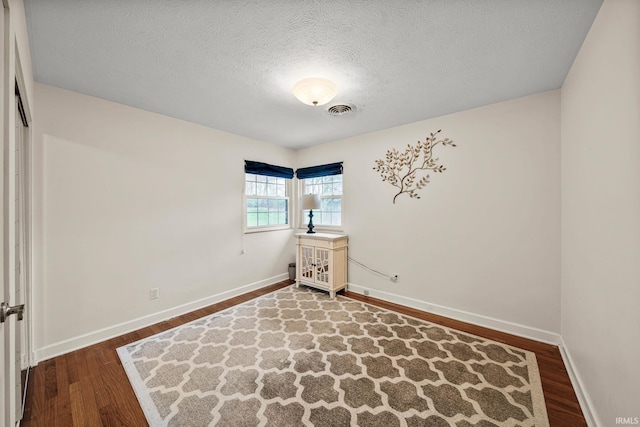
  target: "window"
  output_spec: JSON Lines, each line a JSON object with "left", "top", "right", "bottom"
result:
{"left": 297, "top": 162, "right": 343, "bottom": 228}
{"left": 244, "top": 161, "right": 293, "bottom": 231}
{"left": 301, "top": 175, "right": 343, "bottom": 227}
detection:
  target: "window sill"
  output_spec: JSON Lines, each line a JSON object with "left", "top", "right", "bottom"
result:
{"left": 244, "top": 226, "right": 293, "bottom": 234}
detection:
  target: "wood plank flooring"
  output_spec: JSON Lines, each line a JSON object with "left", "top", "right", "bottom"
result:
{"left": 21, "top": 281, "right": 587, "bottom": 426}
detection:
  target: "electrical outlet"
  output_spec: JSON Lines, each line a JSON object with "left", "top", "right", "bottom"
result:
{"left": 364, "top": 289, "right": 370, "bottom": 296}
{"left": 149, "top": 288, "right": 159, "bottom": 300}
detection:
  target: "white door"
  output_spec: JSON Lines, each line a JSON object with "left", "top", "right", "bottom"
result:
{"left": 2, "top": 4, "right": 32, "bottom": 425}
{"left": 0, "top": 8, "right": 6, "bottom": 424}
{"left": 1, "top": 91, "right": 29, "bottom": 426}
{"left": 14, "top": 93, "right": 30, "bottom": 421}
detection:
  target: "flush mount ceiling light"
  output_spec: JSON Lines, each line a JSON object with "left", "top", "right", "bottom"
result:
{"left": 292, "top": 78, "right": 337, "bottom": 106}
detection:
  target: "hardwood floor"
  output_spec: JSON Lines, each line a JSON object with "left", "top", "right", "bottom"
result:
{"left": 21, "top": 281, "right": 587, "bottom": 426}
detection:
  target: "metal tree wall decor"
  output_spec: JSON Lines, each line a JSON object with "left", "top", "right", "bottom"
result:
{"left": 373, "top": 129, "right": 456, "bottom": 203}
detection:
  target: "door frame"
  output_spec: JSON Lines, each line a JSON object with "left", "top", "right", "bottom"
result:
{"left": 1, "top": 0, "right": 33, "bottom": 425}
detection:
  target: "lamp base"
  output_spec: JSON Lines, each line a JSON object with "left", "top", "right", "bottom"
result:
{"left": 306, "top": 210, "right": 316, "bottom": 234}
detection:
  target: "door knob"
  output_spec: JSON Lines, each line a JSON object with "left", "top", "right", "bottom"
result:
{"left": 0, "top": 302, "right": 24, "bottom": 323}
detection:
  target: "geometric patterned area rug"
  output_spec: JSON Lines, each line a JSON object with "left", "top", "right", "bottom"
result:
{"left": 117, "top": 285, "right": 549, "bottom": 427}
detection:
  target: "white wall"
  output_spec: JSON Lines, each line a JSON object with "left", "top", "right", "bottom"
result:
{"left": 296, "top": 90, "right": 561, "bottom": 339}
{"left": 33, "top": 84, "right": 296, "bottom": 359}
{"left": 561, "top": 0, "right": 640, "bottom": 425}
{"left": 32, "top": 85, "right": 563, "bottom": 359}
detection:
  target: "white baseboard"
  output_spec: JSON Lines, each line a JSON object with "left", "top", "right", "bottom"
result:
{"left": 558, "top": 337, "right": 601, "bottom": 427}
{"left": 346, "top": 282, "right": 562, "bottom": 345}
{"left": 35, "top": 273, "right": 289, "bottom": 363}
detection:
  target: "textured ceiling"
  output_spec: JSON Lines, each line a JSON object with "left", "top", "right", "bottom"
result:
{"left": 25, "top": 0, "right": 602, "bottom": 149}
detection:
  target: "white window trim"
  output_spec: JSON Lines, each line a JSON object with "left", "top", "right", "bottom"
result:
{"left": 297, "top": 178, "right": 344, "bottom": 233}
{"left": 244, "top": 177, "right": 292, "bottom": 234}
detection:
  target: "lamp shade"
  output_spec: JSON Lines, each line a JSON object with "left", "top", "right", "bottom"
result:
{"left": 293, "top": 78, "right": 337, "bottom": 106}
{"left": 302, "top": 194, "right": 321, "bottom": 210}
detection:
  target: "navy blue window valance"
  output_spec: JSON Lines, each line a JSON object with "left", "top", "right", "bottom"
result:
{"left": 244, "top": 160, "right": 294, "bottom": 179}
{"left": 296, "top": 162, "right": 343, "bottom": 179}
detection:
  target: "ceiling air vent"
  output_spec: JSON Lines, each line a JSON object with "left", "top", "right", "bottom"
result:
{"left": 326, "top": 104, "right": 355, "bottom": 116}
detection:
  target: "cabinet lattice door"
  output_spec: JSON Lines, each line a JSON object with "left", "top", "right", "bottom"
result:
{"left": 300, "top": 246, "right": 314, "bottom": 280}
{"left": 315, "top": 248, "right": 330, "bottom": 284}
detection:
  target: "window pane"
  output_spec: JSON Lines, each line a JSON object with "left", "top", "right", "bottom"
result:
{"left": 328, "top": 198, "right": 337, "bottom": 211}
{"left": 321, "top": 198, "right": 340, "bottom": 211}
{"left": 302, "top": 176, "right": 341, "bottom": 197}
{"left": 246, "top": 182, "right": 256, "bottom": 196}
{"left": 247, "top": 213, "right": 258, "bottom": 227}
{"left": 269, "top": 212, "right": 280, "bottom": 224}
{"left": 304, "top": 177, "right": 322, "bottom": 195}
{"left": 300, "top": 176, "right": 342, "bottom": 228}
{"left": 332, "top": 181, "right": 343, "bottom": 194}
{"left": 258, "top": 212, "right": 268, "bottom": 226}
{"left": 245, "top": 173, "right": 290, "bottom": 229}
{"left": 325, "top": 212, "right": 334, "bottom": 226}
{"left": 246, "top": 196, "right": 289, "bottom": 228}
{"left": 304, "top": 198, "right": 341, "bottom": 227}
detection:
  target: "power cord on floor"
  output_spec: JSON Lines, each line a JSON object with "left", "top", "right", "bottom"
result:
{"left": 348, "top": 256, "right": 398, "bottom": 282}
